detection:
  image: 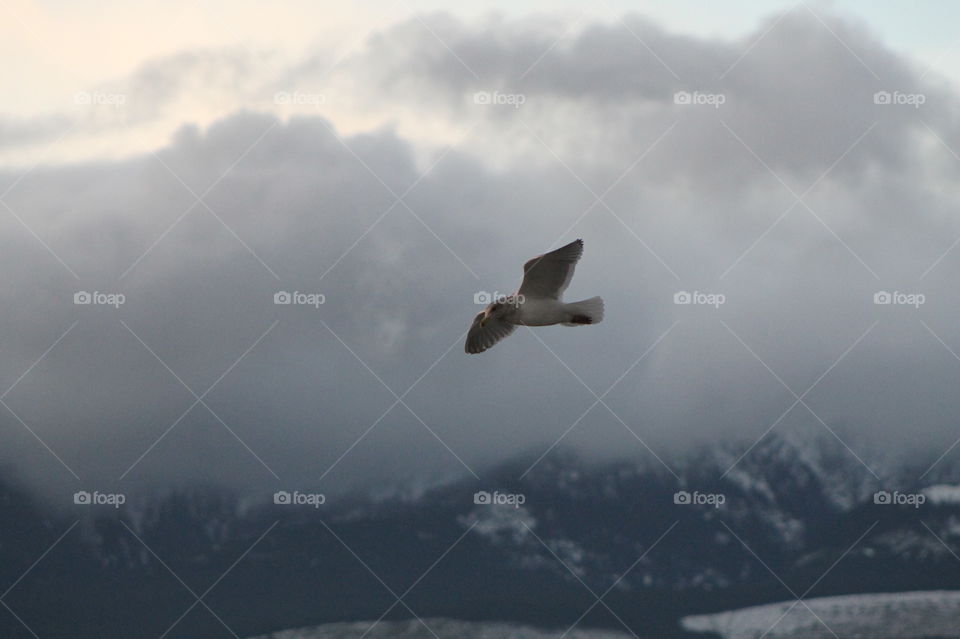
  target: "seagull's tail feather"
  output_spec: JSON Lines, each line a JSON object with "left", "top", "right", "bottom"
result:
{"left": 563, "top": 296, "right": 604, "bottom": 326}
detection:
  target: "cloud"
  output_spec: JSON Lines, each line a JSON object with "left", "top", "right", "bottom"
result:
{"left": 4, "top": 9, "right": 960, "bottom": 506}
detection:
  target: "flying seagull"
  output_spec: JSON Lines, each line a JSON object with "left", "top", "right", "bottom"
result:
{"left": 465, "top": 239, "right": 604, "bottom": 354}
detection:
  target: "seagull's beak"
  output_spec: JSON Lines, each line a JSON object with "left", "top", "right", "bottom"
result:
{"left": 480, "top": 316, "right": 488, "bottom": 327}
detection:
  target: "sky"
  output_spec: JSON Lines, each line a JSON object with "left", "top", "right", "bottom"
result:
{"left": 3, "top": 1, "right": 960, "bottom": 505}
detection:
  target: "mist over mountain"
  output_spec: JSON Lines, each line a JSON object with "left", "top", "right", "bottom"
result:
{"left": 3, "top": 429, "right": 959, "bottom": 638}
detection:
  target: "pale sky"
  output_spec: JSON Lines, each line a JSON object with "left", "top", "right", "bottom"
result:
{"left": 3, "top": 0, "right": 959, "bottom": 166}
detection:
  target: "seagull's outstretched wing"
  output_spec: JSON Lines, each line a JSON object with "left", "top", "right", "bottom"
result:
{"left": 465, "top": 311, "right": 516, "bottom": 354}
{"left": 517, "top": 239, "right": 584, "bottom": 300}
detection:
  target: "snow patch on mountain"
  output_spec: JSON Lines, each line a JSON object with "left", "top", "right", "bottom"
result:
{"left": 682, "top": 589, "right": 960, "bottom": 638}
{"left": 248, "top": 618, "right": 631, "bottom": 638}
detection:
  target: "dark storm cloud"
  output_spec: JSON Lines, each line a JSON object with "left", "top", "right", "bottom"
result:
{"left": 4, "top": 9, "right": 960, "bottom": 506}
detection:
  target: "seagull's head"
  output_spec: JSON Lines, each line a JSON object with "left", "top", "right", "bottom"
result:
{"left": 481, "top": 299, "right": 517, "bottom": 326}
{"left": 480, "top": 303, "right": 498, "bottom": 327}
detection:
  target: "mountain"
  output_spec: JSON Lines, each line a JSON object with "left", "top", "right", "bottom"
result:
{"left": 2, "top": 430, "right": 959, "bottom": 638}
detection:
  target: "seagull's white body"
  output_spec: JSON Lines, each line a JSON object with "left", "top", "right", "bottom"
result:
{"left": 465, "top": 239, "right": 604, "bottom": 354}
{"left": 512, "top": 297, "right": 569, "bottom": 326}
